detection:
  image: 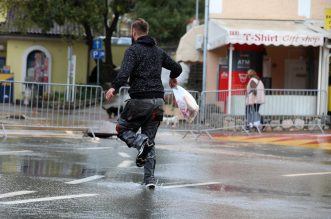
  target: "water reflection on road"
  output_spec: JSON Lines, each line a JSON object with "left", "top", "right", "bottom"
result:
{"left": 0, "top": 137, "right": 109, "bottom": 179}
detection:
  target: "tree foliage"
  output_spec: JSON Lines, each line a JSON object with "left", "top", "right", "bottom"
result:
{"left": 0, "top": 0, "right": 203, "bottom": 83}
{"left": 134, "top": 0, "right": 204, "bottom": 46}
{"left": 0, "top": 0, "right": 134, "bottom": 79}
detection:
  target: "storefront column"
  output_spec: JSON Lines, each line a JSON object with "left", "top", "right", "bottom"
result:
{"left": 317, "top": 46, "right": 323, "bottom": 115}
{"left": 318, "top": 42, "right": 331, "bottom": 115}
{"left": 227, "top": 44, "right": 234, "bottom": 114}
{"left": 324, "top": 41, "right": 331, "bottom": 115}
{"left": 322, "top": 44, "right": 330, "bottom": 115}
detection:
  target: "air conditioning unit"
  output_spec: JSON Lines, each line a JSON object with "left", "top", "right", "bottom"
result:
{"left": 195, "top": 34, "right": 203, "bottom": 50}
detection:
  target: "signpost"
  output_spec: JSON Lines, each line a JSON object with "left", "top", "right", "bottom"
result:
{"left": 92, "top": 38, "right": 105, "bottom": 85}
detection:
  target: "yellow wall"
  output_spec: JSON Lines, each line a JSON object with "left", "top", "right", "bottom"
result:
{"left": 4, "top": 37, "right": 127, "bottom": 100}
{"left": 6, "top": 38, "right": 88, "bottom": 84}
{"left": 112, "top": 45, "right": 128, "bottom": 67}
{"left": 5, "top": 38, "right": 127, "bottom": 84}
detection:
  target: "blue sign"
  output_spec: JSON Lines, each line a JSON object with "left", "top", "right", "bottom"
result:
{"left": 92, "top": 38, "right": 102, "bottom": 49}
{"left": 91, "top": 49, "right": 105, "bottom": 60}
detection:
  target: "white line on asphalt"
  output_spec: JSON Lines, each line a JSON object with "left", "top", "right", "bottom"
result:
{"left": 76, "top": 147, "right": 111, "bottom": 150}
{"left": 0, "top": 191, "right": 36, "bottom": 199}
{"left": 117, "top": 160, "right": 133, "bottom": 168}
{"left": 0, "top": 150, "right": 33, "bottom": 155}
{"left": 118, "top": 152, "right": 131, "bottom": 158}
{"left": 162, "top": 182, "right": 220, "bottom": 189}
{"left": 0, "top": 193, "right": 98, "bottom": 205}
{"left": 283, "top": 172, "right": 331, "bottom": 177}
{"left": 65, "top": 175, "right": 105, "bottom": 184}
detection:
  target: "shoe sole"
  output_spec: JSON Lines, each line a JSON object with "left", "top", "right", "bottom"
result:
{"left": 145, "top": 183, "right": 155, "bottom": 189}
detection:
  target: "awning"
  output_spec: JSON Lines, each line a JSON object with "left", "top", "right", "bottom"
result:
{"left": 176, "top": 25, "right": 204, "bottom": 63}
{"left": 208, "top": 19, "right": 326, "bottom": 50}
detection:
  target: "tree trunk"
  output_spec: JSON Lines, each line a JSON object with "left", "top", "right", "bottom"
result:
{"left": 102, "top": 0, "right": 121, "bottom": 83}
{"left": 83, "top": 22, "right": 93, "bottom": 82}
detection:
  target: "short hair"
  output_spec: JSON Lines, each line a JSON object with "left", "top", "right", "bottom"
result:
{"left": 132, "top": 18, "right": 149, "bottom": 35}
{"left": 247, "top": 69, "right": 257, "bottom": 77}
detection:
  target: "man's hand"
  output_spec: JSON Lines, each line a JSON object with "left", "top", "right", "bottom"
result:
{"left": 169, "top": 78, "right": 177, "bottom": 88}
{"left": 105, "top": 88, "right": 115, "bottom": 101}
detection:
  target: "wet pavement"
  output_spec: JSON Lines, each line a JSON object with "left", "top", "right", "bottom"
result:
{"left": 0, "top": 131, "right": 330, "bottom": 219}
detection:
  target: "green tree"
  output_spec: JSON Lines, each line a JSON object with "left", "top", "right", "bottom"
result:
{"left": 134, "top": 0, "right": 204, "bottom": 46}
{"left": 0, "top": 0, "right": 135, "bottom": 82}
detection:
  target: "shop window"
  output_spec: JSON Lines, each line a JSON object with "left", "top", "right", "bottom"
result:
{"left": 298, "top": 0, "right": 311, "bottom": 18}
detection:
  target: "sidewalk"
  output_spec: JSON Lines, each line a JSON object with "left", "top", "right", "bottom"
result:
{"left": 2, "top": 120, "right": 330, "bottom": 151}
{"left": 0, "top": 121, "right": 117, "bottom": 139}
{"left": 209, "top": 131, "right": 331, "bottom": 150}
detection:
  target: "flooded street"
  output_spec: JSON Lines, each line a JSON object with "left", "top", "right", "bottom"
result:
{"left": 0, "top": 132, "right": 330, "bottom": 219}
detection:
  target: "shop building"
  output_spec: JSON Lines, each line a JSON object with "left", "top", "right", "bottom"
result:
{"left": 177, "top": 0, "right": 331, "bottom": 115}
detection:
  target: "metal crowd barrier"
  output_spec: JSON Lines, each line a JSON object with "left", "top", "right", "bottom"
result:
{"left": 199, "top": 89, "right": 328, "bottom": 136}
{"left": 0, "top": 80, "right": 104, "bottom": 135}
{"left": 117, "top": 87, "right": 201, "bottom": 136}
{"left": 3, "top": 81, "right": 326, "bottom": 138}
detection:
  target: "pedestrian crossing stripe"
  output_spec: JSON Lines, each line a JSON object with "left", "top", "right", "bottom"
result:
{"left": 212, "top": 134, "right": 331, "bottom": 150}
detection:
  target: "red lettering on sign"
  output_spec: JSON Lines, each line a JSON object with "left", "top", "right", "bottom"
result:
{"left": 243, "top": 33, "right": 251, "bottom": 41}
{"left": 229, "top": 31, "right": 240, "bottom": 36}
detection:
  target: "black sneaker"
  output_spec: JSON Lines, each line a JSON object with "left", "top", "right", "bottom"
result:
{"left": 144, "top": 177, "right": 156, "bottom": 189}
{"left": 136, "top": 140, "right": 154, "bottom": 167}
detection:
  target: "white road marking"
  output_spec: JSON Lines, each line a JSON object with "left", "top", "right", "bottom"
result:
{"left": 283, "top": 172, "right": 331, "bottom": 177}
{"left": 0, "top": 193, "right": 98, "bottom": 205}
{"left": 117, "top": 160, "right": 133, "bottom": 168}
{"left": 76, "top": 147, "right": 111, "bottom": 150}
{"left": 118, "top": 152, "right": 131, "bottom": 158}
{"left": 65, "top": 175, "right": 105, "bottom": 184}
{"left": 0, "top": 150, "right": 32, "bottom": 155}
{"left": 162, "top": 182, "right": 220, "bottom": 189}
{"left": 0, "top": 191, "right": 36, "bottom": 199}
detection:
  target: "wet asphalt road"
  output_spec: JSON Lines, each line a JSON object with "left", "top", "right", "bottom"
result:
{"left": 0, "top": 132, "right": 330, "bottom": 219}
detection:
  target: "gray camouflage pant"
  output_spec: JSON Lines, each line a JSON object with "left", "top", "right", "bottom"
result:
{"left": 116, "top": 98, "right": 164, "bottom": 182}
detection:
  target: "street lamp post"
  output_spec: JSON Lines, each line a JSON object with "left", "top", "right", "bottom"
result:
{"left": 195, "top": 0, "right": 199, "bottom": 25}
{"left": 202, "top": 0, "right": 209, "bottom": 93}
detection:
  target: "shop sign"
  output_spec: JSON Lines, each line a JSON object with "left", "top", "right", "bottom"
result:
{"left": 228, "top": 31, "right": 323, "bottom": 47}
{"left": 325, "top": 8, "right": 331, "bottom": 30}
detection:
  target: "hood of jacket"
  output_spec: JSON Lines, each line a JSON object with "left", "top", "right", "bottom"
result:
{"left": 134, "top": 35, "right": 156, "bottom": 47}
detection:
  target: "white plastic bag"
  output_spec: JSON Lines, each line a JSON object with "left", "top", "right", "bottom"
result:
{"left": 172, "top": 85, "right": 199, "bottom": 123}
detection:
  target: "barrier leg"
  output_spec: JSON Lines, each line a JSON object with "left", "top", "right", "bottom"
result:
{"left": 256, "top": 126, "right": 262, "bottom": 135}
{"left": 182, "top": 131, "right": 190, "bottom": 139}
{"left": 241, "top": 125, "right": 250, "bottom": 135}
{"left": 317, "top": 124, "right": 325, "bottom": 135}
{"left": 1, "top": 124, "right": 7, "bottom": 139}
{"left": 88, "top": 128, "right": 96, "bottom": 140}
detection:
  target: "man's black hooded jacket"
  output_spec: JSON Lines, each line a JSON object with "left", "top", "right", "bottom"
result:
{"left": 111, "top": 35, "right": 182, "bottom": 99}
